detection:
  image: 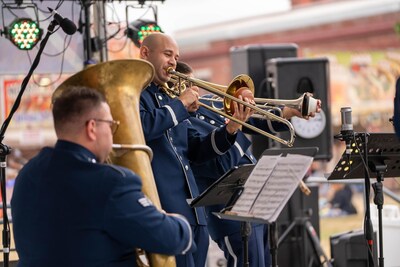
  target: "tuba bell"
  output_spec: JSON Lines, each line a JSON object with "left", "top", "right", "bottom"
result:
{"left": 53, "top": 59, "right": 176, "bottom": 267}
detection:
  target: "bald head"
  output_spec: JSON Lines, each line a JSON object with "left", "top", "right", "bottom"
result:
{"left": 141, "top": 33, "right": 177, "bottom": 50}
{"left": 140, "top": 33, "right": 179, "bottom": 85}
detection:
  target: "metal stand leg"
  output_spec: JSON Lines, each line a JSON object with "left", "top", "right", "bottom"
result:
{"left": 269, "top": 222, "right": 278, "bottom": 267}
{"left": 372, "top": 170, "right": 385, "bottom": 267}
{"left": 0, "top": 144, "right": 11, "bottom": 267}
{"left": 241, "top": 221, "right": 252, "bottom": 267}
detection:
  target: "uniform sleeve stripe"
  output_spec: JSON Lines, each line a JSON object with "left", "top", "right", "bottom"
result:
{"left": 164, "top": 105, "right": 178, "bottom": 126}
{"left": 234, "top": 141, "right": 245, "bottom": 157}
{"left": 224, "top": 236, "right": 238, "bottom": 267}
{"left": 175, "top": 214, "right": 193, "bottom": 254}
{"left": 211, "top": 130, "right": 224, "bottom": 155}
{"left": 267, "top": 119, "right": 278, "bottom": 134}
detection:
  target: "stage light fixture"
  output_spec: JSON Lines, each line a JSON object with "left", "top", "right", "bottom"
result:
{"left": 126, "top": 19, "right": 163, "bottom": 48}
{"left": 6, "top": 17, "right": 42, "bottom": 50}
{"left": 1, "top": 2, "right": 42, "bottom": 50}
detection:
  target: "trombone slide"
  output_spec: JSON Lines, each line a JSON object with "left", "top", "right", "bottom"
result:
{"left": 254, "top": 93, "right": 319, "bottom": 117}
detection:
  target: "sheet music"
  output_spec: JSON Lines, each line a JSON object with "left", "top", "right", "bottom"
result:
{"left": 229, "top": 155, "right": 279, "bottom": 214}
{"left": 230, "top": 154, "right": 313, "bottom": 222}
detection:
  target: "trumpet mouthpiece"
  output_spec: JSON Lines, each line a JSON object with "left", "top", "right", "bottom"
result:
{"left": 166, "top": 67, "right": 175, "bottom": 74}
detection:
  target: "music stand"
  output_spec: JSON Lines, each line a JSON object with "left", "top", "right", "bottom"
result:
{"left": 191, "top": 147, "right": 318, "bottom": 267}
{"left": 328, "top": 133, "right": 400, "bottom": 267}
{"left": 190, "top": 164, "right": 256, "bottom": 267}
{"left": 261, "top": 147, "right": 333, "bottom": 267}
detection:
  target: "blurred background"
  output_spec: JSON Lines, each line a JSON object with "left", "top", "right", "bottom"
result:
{"left": 1, "top": 0, "right": 400, "bottom": 266}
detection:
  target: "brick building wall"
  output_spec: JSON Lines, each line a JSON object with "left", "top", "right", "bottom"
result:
{"left": 179, "top": 12, "right": 400, "bottom": 85}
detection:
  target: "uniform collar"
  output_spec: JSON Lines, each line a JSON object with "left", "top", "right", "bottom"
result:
{"left": 55, "top": 140, "right": 98, "bottom": 163}
{"left": 147, "top": 82, "right": 162, "bottom": 93}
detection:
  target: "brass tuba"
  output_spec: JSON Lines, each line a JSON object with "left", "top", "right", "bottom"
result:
{"left": 53, "top": 59, "right": 176, "bottom": 267}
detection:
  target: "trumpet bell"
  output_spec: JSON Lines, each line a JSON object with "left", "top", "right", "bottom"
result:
{"left": 224, "top": 74, "right": 254, "bottom": 115}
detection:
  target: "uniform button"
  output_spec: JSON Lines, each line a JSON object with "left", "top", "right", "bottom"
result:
{"left": 199, "top": 115, "right": 205, "bottom": 120}
{"left": 170, "top": 137, "right": 173, "bottom": 142}
{"left": 220, "top": 125, "right": 224, "bottom": 128}
{"left": 185, "top": 165, "right": 189, "bottom": 170}
{"left": 158, "top": 95, "right": 163, "bottom": 100}
{"left": 250, "top": 155, "right": 254, "bottom": 160}
{"left": 220, "top": 115, "right": 224, "bottom": 118}
{"left": 210, "top": 120, "right": 215, "bottom": 125}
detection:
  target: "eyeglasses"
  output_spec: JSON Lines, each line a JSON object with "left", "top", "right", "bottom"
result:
{"left": 88, "top": 119, "right": 120, "bottom": 134}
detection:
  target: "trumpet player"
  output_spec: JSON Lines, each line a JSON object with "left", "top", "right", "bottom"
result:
{"left": 139, "top": 33, "right": 254, "bottom": 267}
{"left": 173, "top": 61, "right": 322, "bottom": 267}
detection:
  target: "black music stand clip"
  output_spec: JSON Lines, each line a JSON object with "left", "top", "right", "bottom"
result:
{"left": 190, "top": 164, "right": 254, "bottom": 209}
{"left": 328, "top": 132, "right": 400, "bottom": 267}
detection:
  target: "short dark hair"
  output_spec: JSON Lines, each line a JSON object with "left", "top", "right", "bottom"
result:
{"left": 52, "top": 86, "right": 106, "bottom": 130}
{"left": 175, "top": 61, "right": 193, "bottom": 75}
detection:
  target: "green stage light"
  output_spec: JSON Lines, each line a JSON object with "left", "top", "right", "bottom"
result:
{"left": 7, "top": 18, "right": 42, "bottom": 50}
{"left": 127, "top": 19, "right": 163, "bottom": 48}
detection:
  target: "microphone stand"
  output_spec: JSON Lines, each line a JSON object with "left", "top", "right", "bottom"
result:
{"left": 334, "top": 131, "right": 375, "bottom": 267}
{"left": 0, "top": 19, "right": 59, "bottom": 267}
{"left": 359, "top": 133, "right": 376, "bottom": 267}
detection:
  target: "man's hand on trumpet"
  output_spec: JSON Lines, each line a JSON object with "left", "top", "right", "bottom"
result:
{"left": 226, "top": 94, "right": 255, "bottom": 135}
{"left": 178, "top": 84, "right": 200, "bottom": 112}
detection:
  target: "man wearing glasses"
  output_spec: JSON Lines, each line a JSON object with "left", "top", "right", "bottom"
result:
{"left": 11, "top": 86, "right": 194, "bottom": 267}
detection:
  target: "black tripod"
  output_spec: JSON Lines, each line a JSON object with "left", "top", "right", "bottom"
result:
{"left": 269, "top": 187, "right": 332, "bottom": 267}
{"left": 271, "top": 217, "right": 331, "bottom": 267}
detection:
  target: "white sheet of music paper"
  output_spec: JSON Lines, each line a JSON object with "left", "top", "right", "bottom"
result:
{"left": 230, "top": 154, "right": 313, "bottom": 222}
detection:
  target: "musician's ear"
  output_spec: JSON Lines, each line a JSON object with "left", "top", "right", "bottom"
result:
{"left": 140, "top": 45, "right": 150, "bottom": 59}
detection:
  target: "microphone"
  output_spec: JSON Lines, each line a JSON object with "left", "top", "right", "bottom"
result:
{"left": 48, "top": 8, "right": 77, "bottom": 35}
{"left": 340, "top": 107, "right": 354, "bottom": 160}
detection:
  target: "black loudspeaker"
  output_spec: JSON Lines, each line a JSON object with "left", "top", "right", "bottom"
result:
{"left": 267, "top": 58, "right": 332, "bottom": 160}
{"left": 230, "top": 44, "right": 298, "bottom": 159}
{"left": 276, "top": 185, "right": 322, "bottom": 267}
{"left": 330, "top": 230, "right": 378, "bottom": 267}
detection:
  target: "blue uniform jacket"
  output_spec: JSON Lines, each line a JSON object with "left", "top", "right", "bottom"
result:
{"left": 11, "top": 140, "right": 193, "bottom": 267}
{"left": 140, "top": 83, "right": 239, "bottom": 226}
{"left": 190, "top": 95, "right": 288, "bottom": 239}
